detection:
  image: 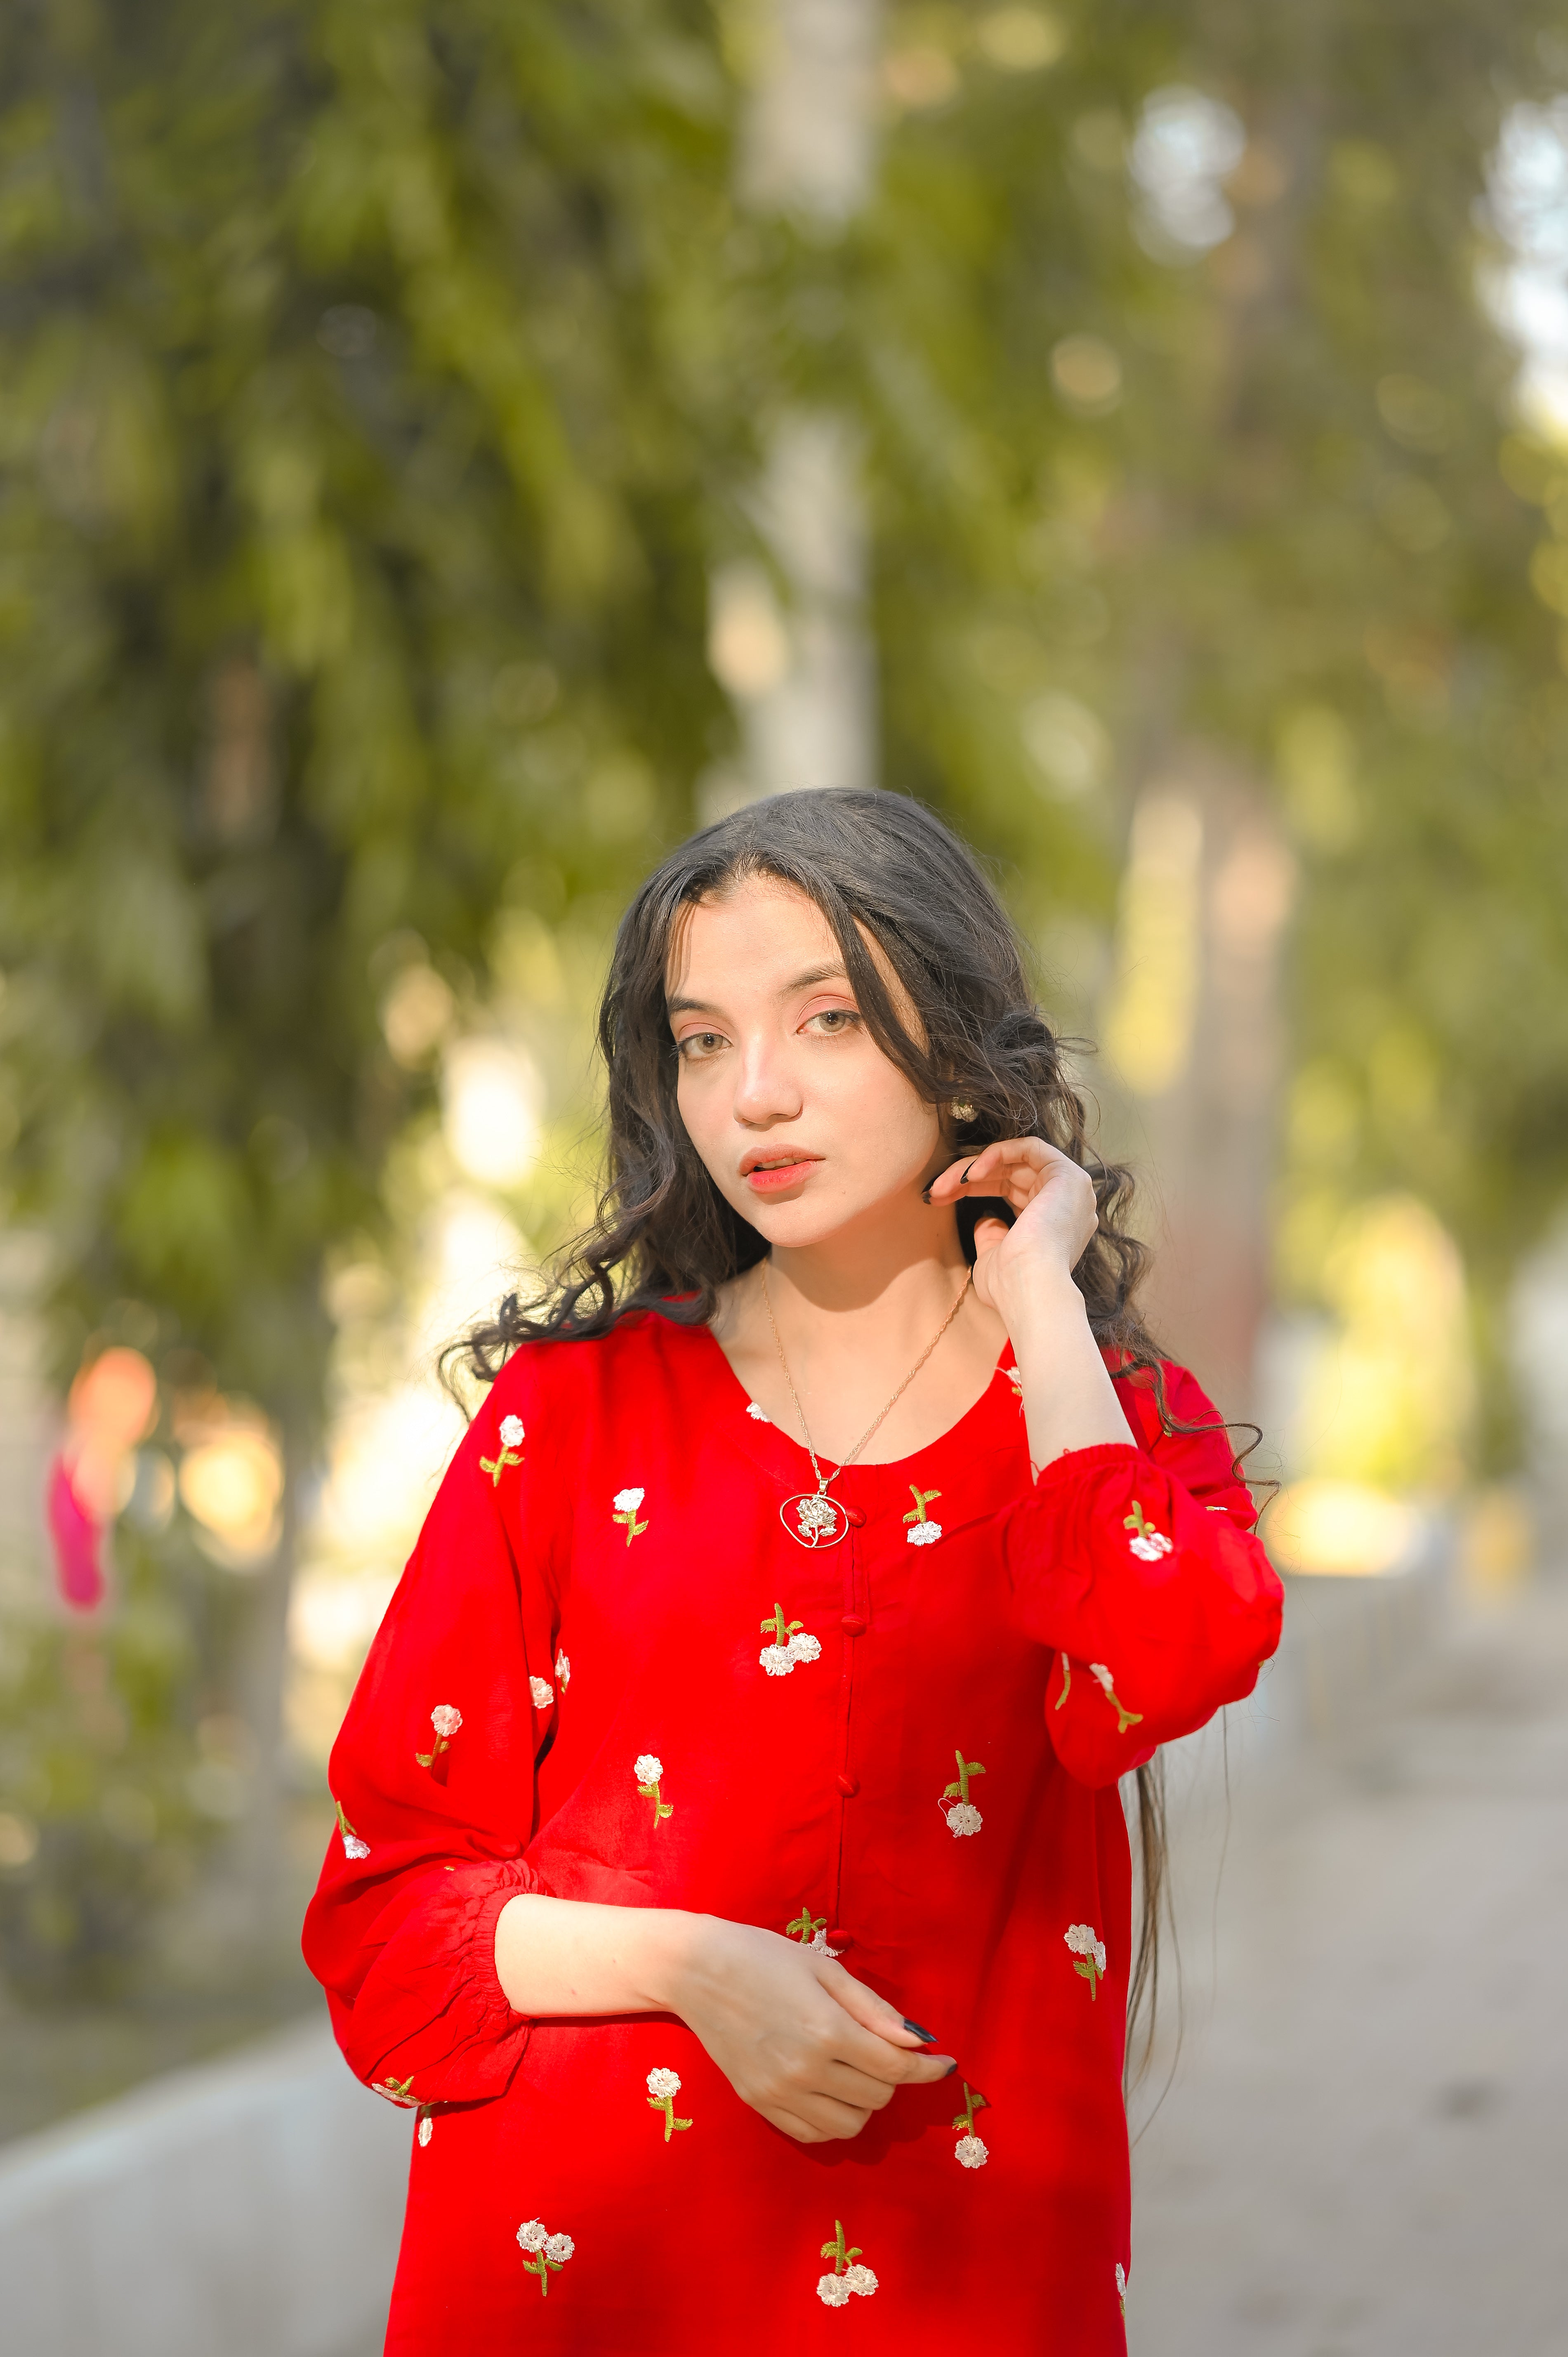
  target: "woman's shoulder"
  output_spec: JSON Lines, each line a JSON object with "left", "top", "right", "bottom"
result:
{"left": 483, "top": 1306, "right": 711, "bottom": 1426}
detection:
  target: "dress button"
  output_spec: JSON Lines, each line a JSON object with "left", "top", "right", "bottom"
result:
{"left": 843, "top": 1505, "right": 866, "bottom": 1528}
{"left": 827, "top": 1928, "right": 853, "bottom": 1952}
{"left": 836, "top": 1772, "right": 860, "bottom": 1798}
{"left": 840, "top": 1612, "right": 867, "bottom": 1635}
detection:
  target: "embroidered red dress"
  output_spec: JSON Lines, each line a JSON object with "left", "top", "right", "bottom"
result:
{"left": 304, "top": 1312, "right": 1282, "bottom": 2354}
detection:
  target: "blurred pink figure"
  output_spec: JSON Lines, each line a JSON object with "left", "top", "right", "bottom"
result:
{"left": 47, "top": 1346, "right": 158, "bottom": 1612}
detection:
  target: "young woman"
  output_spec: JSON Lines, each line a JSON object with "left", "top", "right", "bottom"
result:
{"left": 305, "top": 789, "right": 1282, "bottom": 2354}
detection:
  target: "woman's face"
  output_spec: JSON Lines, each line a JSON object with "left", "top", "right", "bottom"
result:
{"left": 667, "top": 877, "right": 943, "bottom": 1251}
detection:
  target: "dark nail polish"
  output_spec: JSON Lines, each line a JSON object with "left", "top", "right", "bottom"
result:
{"left": 920, "top": 1187, "right": 932, "bottom": 1205}
{"left": 943, "top": 2058, "right": 959, "bottom": 2075}
{"left": 901, "top": 2017, "right": 936, "bottom": 2043}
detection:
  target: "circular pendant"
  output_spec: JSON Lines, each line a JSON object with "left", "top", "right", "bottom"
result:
{"left": 780, "top": 1492, "right": 850, "bottom": 1549}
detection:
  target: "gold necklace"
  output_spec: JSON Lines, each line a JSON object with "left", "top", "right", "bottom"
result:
{"left": 761, "top": 1261, "right": 974, "bottom": 1549}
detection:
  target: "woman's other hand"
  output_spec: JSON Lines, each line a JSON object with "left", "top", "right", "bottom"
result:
{"left": 667, "top": 1916, "right": 954, "bottom": 2144}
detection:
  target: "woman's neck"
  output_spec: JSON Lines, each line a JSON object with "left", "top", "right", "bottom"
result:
{"left": 712, "top": 1211, "right": 1008, "bottom": 1466}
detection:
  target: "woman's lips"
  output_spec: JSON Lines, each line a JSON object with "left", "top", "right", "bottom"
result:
{"left": 744, "top": 1158, "right": 821, "bottom": 1194}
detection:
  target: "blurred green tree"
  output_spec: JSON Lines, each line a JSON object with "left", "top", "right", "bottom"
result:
{"left": 0, "top": 0, "right": 745, "bottom": 1965}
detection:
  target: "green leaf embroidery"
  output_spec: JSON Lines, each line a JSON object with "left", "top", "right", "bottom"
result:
{"left": 943, "top": 1749, "right": 986, "bottom": 1803}
{"left": 786, "top": 1906, "right": 827, "bottom": 1944}
{"left": 1054, "top": 1653, "right": 1072, "bottom": 1710}
{"left": 479, "top": 1444, "right": 523, "bottom": 1487}
{"left": 951, "top": 2081, "right": 990, "bottom": 2135}
{"left": 903, "top": 1484, "right": 942, "bottom": 1525}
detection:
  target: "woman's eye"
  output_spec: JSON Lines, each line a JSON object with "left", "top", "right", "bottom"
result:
{"left": 806, "top": 1007, "right": 859, "bottom": 1035}
{"left": 677, "top": 1031, "right": 727, "bottom": 1061}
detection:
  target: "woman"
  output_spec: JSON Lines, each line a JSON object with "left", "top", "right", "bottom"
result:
{"left": 305, "top": 788, "right": 1282, "bottom": 2354}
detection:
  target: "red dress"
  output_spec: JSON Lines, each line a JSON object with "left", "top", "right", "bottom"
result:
{"left": 304, "top": 1312, "right": 1281, "bottom": 2355}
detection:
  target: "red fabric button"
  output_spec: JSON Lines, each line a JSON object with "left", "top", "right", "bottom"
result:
{"left": 843, "top": 1505, "right": 866, "bottom": 1528}
{"left": 839, "top": 1612, "right": 867, "bottom": 1635}
{"left": 835, "top": 1772, "right": 860, "bottom": 1798}
{"left": 826, "top": 1928, "right": 853, "bottom": 1952}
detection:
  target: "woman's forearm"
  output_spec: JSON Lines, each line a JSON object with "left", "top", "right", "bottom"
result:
{"left": 1009, "top": 1272, "right": 1135, "bottom": 1471}
{"left": 494, "top": 1893, "right": 702, "bottom": 2017}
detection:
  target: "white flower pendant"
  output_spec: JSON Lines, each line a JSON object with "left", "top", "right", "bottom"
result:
{"left": 780, "top": 1490, "right": 850, "bottom": 1548}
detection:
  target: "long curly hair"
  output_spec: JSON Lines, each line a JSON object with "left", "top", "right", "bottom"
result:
{"left": 453, "top": 786, "right": 1183, "bottom": 2070}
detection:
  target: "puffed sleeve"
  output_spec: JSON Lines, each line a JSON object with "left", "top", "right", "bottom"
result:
{"left": 301, "top": 1352, "right": 560, "bottom": 2112}
{"left": 1003, "top": 1359, "right": 1283, "bottom": 1790}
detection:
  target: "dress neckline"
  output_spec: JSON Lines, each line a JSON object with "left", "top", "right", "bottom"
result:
{"left": 689, "top": 1313, "right": 1018, "bottom": 1480}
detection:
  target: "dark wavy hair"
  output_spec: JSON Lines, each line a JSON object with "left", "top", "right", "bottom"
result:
{"left": 452, "top": 787, "right": 1185, "bottom": 2072}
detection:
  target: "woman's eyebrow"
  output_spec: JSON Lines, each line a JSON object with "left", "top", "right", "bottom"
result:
{"left": 665, "top": 964, "right": 850, "bottom": 1021}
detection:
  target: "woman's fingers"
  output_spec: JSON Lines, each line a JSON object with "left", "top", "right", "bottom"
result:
{"left": 816, "top": 1959, "right": 927, "bottom": 2047}
{"left": 928, "top": 1135, "right": 1069, "bottom": 1209}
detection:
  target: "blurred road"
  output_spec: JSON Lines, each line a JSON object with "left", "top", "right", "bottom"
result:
{"left": 1128, "top": 1571, "right": 1568, "bottom": 2356}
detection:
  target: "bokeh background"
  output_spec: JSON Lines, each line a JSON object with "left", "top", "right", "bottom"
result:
{"left": 2, "top": 3, "right": 1567, "bottom": 2352}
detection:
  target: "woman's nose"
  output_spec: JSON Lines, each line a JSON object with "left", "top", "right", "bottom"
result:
{"left": 731, "top": 1036, "right": 803, "bottom": 1127}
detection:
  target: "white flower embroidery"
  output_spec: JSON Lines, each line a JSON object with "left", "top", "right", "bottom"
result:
{"left": 808, "top": 1926, "right": 842, "bottom": 1958}
{"left": 415, "top": 1705, "right": 462, "bottom": 1769}
{"left": 746, "top": 1401, "right": 769, "bottom": 1421}
{"left": 516, "top": 2215, "right": 575, "bottom": 2296}
{"left": 940, "top": 1749, "right": 986, "bottom": 1835}
{"left": 1116, "top": 2261, "right": 1127, "bottom": 2312}
{"left": 528, "top": 1677, "right": 554, "bottom": 1709}
{"left": 1124, "top": 1498, "right": 1173, "bottom": 1560}
{"left": 955, "top": 2133, "right": 988, "bottom": 2168}
{"left": 1007, "top": 1363, "right": 1024, "bottom": 1399}
{"left": 1088, "top": 1662, "right": 1144, "bottom": 1734}
{"left": 758, "top": 1605, "right": 822, "bottom": 1676}
{"left": 499, "top": 1414, "right": 525, "bottom": 1448}
{"left": 1065, "top": 1921, "right": 1108, "bottom": 1997}
{"left": 818, "top": 2218, "right": 875, "bottom": 2300}
{"left": 612, "top": 1486, "right": 649, "bottom": 1543}
{"left": 903, "top": 1482, "right": 943, "bottom": 1546}
{"left": 418, "top": 2115, "right": 433, "bottom": 2147}
{"left": 645, "top": 2065, "right": 692, "bottom": 2138}
{"left": 554, "top": 1649, "right": 571, "bottom": 1689}
{"left": 335, "top": 1803, "right": 370, "bottom": 1860}
{"left": 634, "top": 1755, "right": 672, "bottom": 1826}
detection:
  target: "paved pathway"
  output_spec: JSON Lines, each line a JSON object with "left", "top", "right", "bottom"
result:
{"left": 1127, "top": 1573, "right": 1568, "bottom": 2355}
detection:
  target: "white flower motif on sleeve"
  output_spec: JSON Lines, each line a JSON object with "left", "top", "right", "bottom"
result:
{"left": 612, "top": 1486, "right": 649, "bottom": 1543}
{"left": 554, "top": 1648, "right": 571, "bottom": 1689}
{"left": 1065, "top": 1921, "right": 1108, "bottom": 1997}
{"left": 516, "top": 2216, "right": 575, "bottom": 2296}
{"left": 481, "top": 1417, "right": 524, "bottom": 1486}
{"left": 634, "top": 1755, "right": 672, "bottom": 1826}
{"left": 1124, "top": 1498, "right": 1173, "bottom": 1561}
{"left": 334, "top": 1800, "right": 370, "bottom": 1859}
{"left": 417, "top": 2114, "right": 433, "bottom": 2147}
{"left": 817, "top": 2275, "right": 851, "bottom": 2307}
{"left": 842, "top": 2266, "right": 878, "bottom": 2295}
{"left": 1116, "top": 2261, "right": 1128, "bottom": 2315}
{"left": 746, "top": 1401, "right": 769, "bottom": 1421}
{"left": 528, "top": 1676, "right": 554, "bottom": 1709}
{"left": 415, "top": 1705, "right": 462, "bottom": 1770}
{"left": 1088, "top": 1661, "right": 1144, "bottom": 1734}
{"left": 903, "top": 1482, "right": 943, "bottom": 1544}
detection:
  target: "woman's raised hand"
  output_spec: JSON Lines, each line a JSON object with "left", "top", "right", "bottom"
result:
{"left": 926, "top": 1137, "right": 1099, "bottom": 1328}
{"left": 667, "top": 1917, "right": 953, "bottom": 2144}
